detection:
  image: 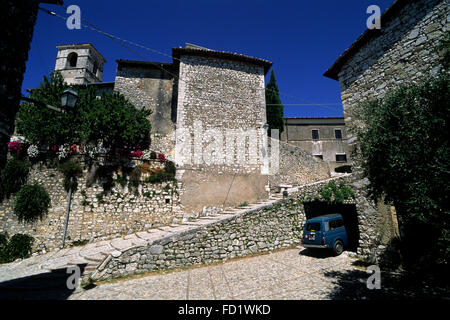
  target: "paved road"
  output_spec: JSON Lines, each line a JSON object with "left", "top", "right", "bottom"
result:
{"left": 68, "top": 247, "right": 368, "bottom": 300}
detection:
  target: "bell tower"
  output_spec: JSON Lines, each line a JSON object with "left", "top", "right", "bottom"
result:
{"left": 54, "top": 43, "right": 106, "bottom": 85}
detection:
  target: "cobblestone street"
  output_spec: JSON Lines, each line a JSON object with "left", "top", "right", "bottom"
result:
{"left": 68, "top": 247, "right": 368, "bottom": 300}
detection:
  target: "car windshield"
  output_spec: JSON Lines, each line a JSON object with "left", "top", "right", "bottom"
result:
{"left": 306, "top": 222, "right": 321, "bottom": 232}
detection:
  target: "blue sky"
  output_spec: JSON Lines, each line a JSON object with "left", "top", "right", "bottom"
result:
{"left": 23, "top": 0, "right": 395, "bottom": 117}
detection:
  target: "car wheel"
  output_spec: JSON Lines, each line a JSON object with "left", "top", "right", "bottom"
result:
{"left": 333, "top": 240, "right": 344, "bottom": 256}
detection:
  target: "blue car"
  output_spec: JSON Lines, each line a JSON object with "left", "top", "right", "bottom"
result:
{"left": 301, "top": 214, "right": 348, "bottom": 256}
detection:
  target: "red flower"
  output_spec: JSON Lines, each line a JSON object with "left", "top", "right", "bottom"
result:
{"left": 157, "top": 153, "right": 167, "bottom": 162}
{"left": 8, "top": 141, "right": 21, "bottom": 154}
{"left": 131, "top": 150, "right": 143, "bottom": 158}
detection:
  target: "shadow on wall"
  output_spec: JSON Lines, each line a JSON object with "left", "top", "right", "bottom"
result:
{"left": 0, "top": 264, "right": 87, "bottom": 300}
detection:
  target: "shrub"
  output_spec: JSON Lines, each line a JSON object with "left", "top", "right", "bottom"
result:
{"left": 5, "top": 234, "right": 34, "bottom": 261}
{"left": 318, "top": 181, "right": 355, "bottom": 204}
{"left": 0, "top": 159, "right": 31, "bottom": 201}
{"left": 164, "top": 161, "right": 176, "bottom": 176}
{"left": 0, "top": 233, "right": 34, "bottom": 263}
{"left": 144, "top": 171, "right": 176, "bottom": 184}
{"left": 335, "top": 165, "right": 352, "bottom": 173}
{"left": 14, "top": 184, "right": 51, "bottom": 223}
{"left": 59, "top": 160, "right": 83, "bottom": 192}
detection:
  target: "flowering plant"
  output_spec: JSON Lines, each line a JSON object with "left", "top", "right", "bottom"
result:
{"left": 69, "top": 144, "right": 78, "bottom": 155}
{"left": 157, "top": 153, "right": 167, "bottom": 162}
{"left": 130, "top": 149, "right": 143, "bottom": 158}
{"left": 8, "top": 141, "right": 21, "bottom": 155}
{"left": 58, "top": 144, "right": 69, "bottom": 160}
{"left": 27, "top": 145, "right": 39, "bottom": 158}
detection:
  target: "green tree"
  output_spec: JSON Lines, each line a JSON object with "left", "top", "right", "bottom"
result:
{"left": 265, "top": 70, "right": 285, "bottom": 136}
{"left": 16, "top": 71, "right": 151, "bottom": 152}
{"left": 352, "top": 74, "right": 450, "bottom": 271}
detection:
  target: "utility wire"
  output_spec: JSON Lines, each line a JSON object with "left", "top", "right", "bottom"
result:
{"left": 38, "top": 6, "right": 343, "bottom": 113}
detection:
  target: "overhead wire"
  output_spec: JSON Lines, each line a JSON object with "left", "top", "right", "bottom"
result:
{"left": 38, "top": 5, "right": 343, "bottom": 114}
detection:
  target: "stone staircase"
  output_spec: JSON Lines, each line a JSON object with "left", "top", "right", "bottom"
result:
{"left": 0, "top": 193, "right": 285, "bottom": 287}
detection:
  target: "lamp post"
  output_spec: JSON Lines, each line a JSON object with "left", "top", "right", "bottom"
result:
{"left": 59, "top": 89, "right": 79, "bottom": 249}
{"left": 21, "top": 89, "right": 79, "bottom": 249}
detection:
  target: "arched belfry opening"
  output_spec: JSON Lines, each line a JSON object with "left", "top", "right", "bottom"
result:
{"left": 67, "top": 52, "right": 78, "bottom": 68}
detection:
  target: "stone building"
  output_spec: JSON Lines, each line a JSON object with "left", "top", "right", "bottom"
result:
{"left": 324, "top": 0, "right": 449, "bottom": 147}
{"left": 323, "top": 0, "right": 448, "bottom": 260}
{"left": 55, "top": 43, "right": 106, "bottom": 85}
{"left": 281, "top": 117, "right": 350, "bottom": 170}
{"left": 55, "top": 43, "right": 294, "bottom": 213}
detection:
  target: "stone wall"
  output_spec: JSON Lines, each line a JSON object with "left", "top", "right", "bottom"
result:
{"left": 175, "top": 54, "right": 269, "bottom": 211}
{"left": 93, "top": 174, "right": 398, "bottom": 280}
{"left": 114, "top": 62, "right": 177, "bottom": 156}
{"left": 337, "top": 0, "right": 448, "bottom": 141}
{"left": 269, "top": 140, "right": 331, "bottom": 190}
{"left": 0, "top": 161, "right": 184, "bottom": 253}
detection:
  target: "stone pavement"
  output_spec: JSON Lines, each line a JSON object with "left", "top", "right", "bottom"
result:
{"left": 68, "top": 248, "right": 365, "bottom": 300}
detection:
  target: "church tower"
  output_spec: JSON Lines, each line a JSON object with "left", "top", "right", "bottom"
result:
{"left": 54, "top": 43, "right": 106, "bottom": 85}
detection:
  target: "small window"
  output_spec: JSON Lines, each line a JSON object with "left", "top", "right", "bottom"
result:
{"left": 335, "top": 129, "right": 342, "bottom": 140}
{"left": 336, "top": 154, "right": 347, "bottom": 162}
{"left": 312, "top": 129, "right": 319, "bottom": 140}
{"left": 306, "top": 222, "right": 321, "bottom": 232}
{"left": 67, "top": 52, "right": 78, "bottom": 68}
{"left": 314, "top": 154, "right": 323, "bottom": 160}
{"left": 93, "top": 60, "right": 99, "bottom": 76}
{"left": 329, "top": 219, "right": 344, "bottom": 230}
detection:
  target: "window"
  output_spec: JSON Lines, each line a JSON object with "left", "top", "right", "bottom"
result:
{"left": 306, "top": 222, "right": 321, "bottom": 232}
{"left": 67, "top": 52, "right": 78, "bottom": 68}
{"left": 329, "top": 219, "right": 344, "bottom": 230}
{"left": 314, "top": 155, "right": 323, "bottom": 160}
{"left": 336, "top": 154, "right": 347, "bottom": 162}
{"left": 335, "top": 129, "right": 342, "bottom": 140}
{"left": 93, "top": 60, "right": 99, "bottom": 76}
{"left": 312, "top": 129, "right": 319, "bottom": 140}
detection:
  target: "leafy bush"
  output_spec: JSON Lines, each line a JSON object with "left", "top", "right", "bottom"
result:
{"left": 0, "top": 233, "right": 34, "bottom": 263}
{"left": 16, "top": 71, "right": 151, "bottom": 152}
{"left": 0, "top": 159, "right": 31, "bottom": 201}
{"left": 318, "top": 181, "right": 355, "bottom": 204}
{"left": 144, "top": 171, "right": 176, "bottom": 184}
{"left": 59, "top": 160, "right": 83, "bottom": 192}
{"left": 353, "top": 74, "right": 450, "bottom": 270}
{"left": 164, "top": 161, "right": 176, "bottom": 176}
{"left": 335, "top": 165, "right": 352, "bottom": 173}
{"left": 14, "top": 184, "right": 51, "bottom": 223}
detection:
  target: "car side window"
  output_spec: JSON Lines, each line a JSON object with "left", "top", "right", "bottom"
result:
{"left": 329, "top": 219, "right": 344, "bottom": 230}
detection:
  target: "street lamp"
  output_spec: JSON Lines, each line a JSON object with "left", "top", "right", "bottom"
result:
{"left": 61, "top": 89, "right": 79, "bottom": 109}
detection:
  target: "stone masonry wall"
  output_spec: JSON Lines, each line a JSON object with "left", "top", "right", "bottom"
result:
{"left": 114, "top": 64, "right": 176, "bottom": 156}
{"left": 94, "top": 174, "right": 396, "bottom": 280}
{"left": 269, "top": 140, "right": 331, "bottom": 190}
{"left": 175, "top": 54, "right": 269, "bottom": 212}
{"left": 0, "top": 161, "right": 184, "bottom": 253}
{"left": 338, "top": 0, "right": 448, "bottom": 142}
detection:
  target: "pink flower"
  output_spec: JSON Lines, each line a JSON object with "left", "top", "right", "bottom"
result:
{"left": 8, "top": 141, "right": 21, "bottom": 154}
{"left": 69, "top": 144, "right": 78, "bottom": 155}
{"left": 131, "top": 150, "right": 143, "bottom": 158}
{"left": 157, "top": 153, "right": 167, "bottom": 162}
